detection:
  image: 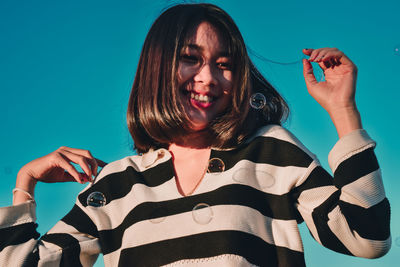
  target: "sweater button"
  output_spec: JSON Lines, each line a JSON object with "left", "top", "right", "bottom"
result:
{"left": 207, "top": 158, "right": 225, "bottom": 173}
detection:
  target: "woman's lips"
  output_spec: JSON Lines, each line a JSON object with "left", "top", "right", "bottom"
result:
{"left": 189, "top": 92, "right": 215, "bottom": 108}
{"left": 190, "top": 98, "right": 213, "bottom": 108}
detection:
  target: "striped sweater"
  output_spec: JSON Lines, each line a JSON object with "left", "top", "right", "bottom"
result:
{"left": 0, "top": 125, "right": 391, "bottom": 266}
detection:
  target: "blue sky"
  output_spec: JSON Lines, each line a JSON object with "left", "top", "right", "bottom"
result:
{"left": 0, "top": 0, "right": 399, "bottom": 266}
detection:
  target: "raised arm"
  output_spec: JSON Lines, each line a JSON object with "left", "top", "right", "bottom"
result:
{"left": 302, "top": 48, "right": 362, "bottom": 138}
{"left": 13, "top": 146, "right": 105, "bottom": 205}
{"left": 293, "top": 49, "right": 391, "bottom": 258}
{"left": 290, "top": 129, "right": 391, "bottom": 258}
{"left": 1, "top": 147, "right": 106, "bottom": 266}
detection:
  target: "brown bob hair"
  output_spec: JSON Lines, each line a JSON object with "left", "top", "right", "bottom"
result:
{"left": 127, "top": 3, "right": 289, "bottom": 153}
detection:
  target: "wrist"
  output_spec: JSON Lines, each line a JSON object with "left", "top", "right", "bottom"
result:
{"left": 13, "top": 188, "right": 35, "bottom": 205}
{"left": 328, "top": 105, "right": 362, "bottom": 138}
{"left": 14, "top": 171, "right": 37, "bottom": 205}
{"left": 16, "top": 168, "right": 37, "bottom": 196}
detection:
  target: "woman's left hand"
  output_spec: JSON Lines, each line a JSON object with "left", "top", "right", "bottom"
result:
{"left": 302, "top": 48, "right": 357, "bottom": 115}
{"left": 302, "top": 48, "right": 362, "bottom": 137}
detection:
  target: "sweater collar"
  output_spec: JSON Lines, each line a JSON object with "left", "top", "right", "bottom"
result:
{"left": 140, "top": 148, "right": 171, "bottom": 168}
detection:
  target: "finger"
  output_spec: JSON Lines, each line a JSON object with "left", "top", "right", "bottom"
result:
{"left": 58, "top": 147, "right": 99, "bottom": 177}
{"left": 316, "top": 50, "right": 340, "bottom": 60}
{"left": 302, "top": 48, "right": 314, "bottom": 56}
{"left": 95, "top": 158, "right": 107, "bottom": 167}
{"left": 87, "top": 157, "right": 98, "bottom": 177}
{"left": 310, "top": 48, "right": 339, "bottom": 62}
{"left": 317, "top": 55, "right": 334, "bottom": 71}
{"left": 59, "top": 146, "right": 93, "bottom": 157}
{"left": 79, "top": 172, "right": 92, "bottom": 183}
{"left": 323, "top": 60, "right": 332, "bottom": 69}
{"left": 52, "top": 153, "right": 85, "bottom": 183}
{"left": 302, "top": 59, "right": 318, "bottom": 86}
{"left": 309, "top": 48, "right": 324, "bottom": 61}
{"left": 314, "top": 50, "right": 331, "bottom": 62}
{"left": 314, "top": 50, "right": 344, "bottom": 70}
{"left": 86, "top": 157, "right": 108, "bottom": 177}
{"left": 329, "top": 57, "right": 339, "bottom": 67}
{"left": 58, "top": 147, "right": 103, "bottom": 176}
{"left": 59, "top": 171, "right": 80, "bottom": 183}
{"left": 323, "top": 50, "right": 348, "bottom": 63}
{"left": 317, "top": 50, "right": 350, "bottom": 67}
{"left": 340, "top": 53, "right": 356, "bottom": 68}
{"left": 58, "top": 149, "right": 93, "bottom": 180}
{"left": 61, "top": 171, "right": 91, "bottom": 183}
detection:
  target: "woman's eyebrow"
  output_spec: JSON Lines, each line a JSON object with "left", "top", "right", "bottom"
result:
{"left": 183, "top": 44, "right": 230, "bottom": 57}
{"left": 185, "top": 44, "right": 202, "bottom": 51}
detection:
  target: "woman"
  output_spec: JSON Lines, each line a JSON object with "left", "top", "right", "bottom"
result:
{"left": 0, "top": 3, "right": 390, "bottom": 267}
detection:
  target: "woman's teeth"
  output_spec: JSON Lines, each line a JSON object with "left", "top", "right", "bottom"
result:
{"left": 190, "top": 92, "right": 214, "bottom": 103}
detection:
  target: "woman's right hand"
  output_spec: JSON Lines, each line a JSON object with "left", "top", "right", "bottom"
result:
{"left": 14, "top": 147, "right": 106, "bottom": 205}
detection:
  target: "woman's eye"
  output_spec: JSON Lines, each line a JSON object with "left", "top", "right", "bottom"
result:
{"left": 217, "top": 62, "right": 231, "bottom": 70}
{"left": 181, "top": 55, "right": 199, "bottom": 64}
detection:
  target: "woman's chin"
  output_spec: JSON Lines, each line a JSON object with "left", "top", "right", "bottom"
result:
{"left": 189, "top": 123, "right": 208, "bottom": 132}
{"left": 184, "top": 113, "right": 210, "bottom": 132}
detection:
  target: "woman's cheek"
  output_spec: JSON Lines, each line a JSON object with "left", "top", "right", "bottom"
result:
{"left": 222, "top": 72, "right": 233, "bottom": 92}
{"left": 178, "top": 65, "right": 196, "bottom": 83}
{"left": 223, "top": 70, "right": 232, "bottom": 80}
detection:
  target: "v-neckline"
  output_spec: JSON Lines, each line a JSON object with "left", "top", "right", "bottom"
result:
{"left": 169, "top": 148, "right": 213, "bottom": 197}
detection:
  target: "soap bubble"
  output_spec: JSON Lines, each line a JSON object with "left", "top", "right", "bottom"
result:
{"left": 150, "top": 214, "right": 166, "bottom": 223}
{"left": 87, "top": 192, "right": 106, "bottom": 207}
{"left": 394, "top": 45, "right": 400, "bottom": 56}
{"left": 150, "top": 216, "right": 165, "bottom": 224}
{"left": 208, "top": 158, "right": 225, "bottom": 173}
{"left": 149, "top": 208, "right": 166, "bottom": 224}
{"left": 232, "top": 168, "right": 275, "bottom": 189}
{"left": 250, "top": 93, "right": 266, "bottom": 109}
{"left": 395, "top": 236, "right": 400, "bottom": 247}
{"left": 192, "top": 203, "right": 213, "bottom": 224}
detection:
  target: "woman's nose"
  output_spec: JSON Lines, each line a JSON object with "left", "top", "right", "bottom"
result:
{"left": 193, "top": 63, "right": 217, "bottom": 86}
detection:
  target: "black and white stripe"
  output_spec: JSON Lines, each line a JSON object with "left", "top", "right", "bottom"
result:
{"left": 0, "top": 125, "right": 391, "bottom": 266}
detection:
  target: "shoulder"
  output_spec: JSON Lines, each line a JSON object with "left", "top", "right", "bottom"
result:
{"left": 93, "top": 155, "right": 142, "bottom": 182}
{"left": 77, "top": 149, "right": 172, "bottom": 207}
{"left": 247, "top": 124, "right": 317, "bottom": 161}
{"left": 76, "top": 155, "right": 143, "bottom": 201}
{"left": 90, "top": 148, "right": 171, "bottom": 185}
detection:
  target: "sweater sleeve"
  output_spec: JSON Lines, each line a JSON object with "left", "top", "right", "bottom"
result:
{"left": 0, "top": 197, "right": 101, "bottom": 266}
{"left": 291, "top": 129, "right": 391, "bottom": 258}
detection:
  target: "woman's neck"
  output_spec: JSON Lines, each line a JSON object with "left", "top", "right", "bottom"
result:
{"left": 168, "top": 129, "right": 213, "bottom": 158}
{"left": 168, "top": 142, "right": 210, "bottom": 158}
{"left": 170, "top": 129, "right": 214, "bottom": 149}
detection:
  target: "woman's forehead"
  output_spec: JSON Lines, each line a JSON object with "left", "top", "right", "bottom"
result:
{"left": 182, "top": 22, "right": 229, "bottom": 51}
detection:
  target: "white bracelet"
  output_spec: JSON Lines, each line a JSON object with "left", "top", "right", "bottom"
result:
{"left": 12, "top": 188, "right": 35, "bottom": 202}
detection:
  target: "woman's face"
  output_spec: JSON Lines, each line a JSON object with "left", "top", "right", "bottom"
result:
{"left": 177, "top": 21, "right": 233, "bottom": 131}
